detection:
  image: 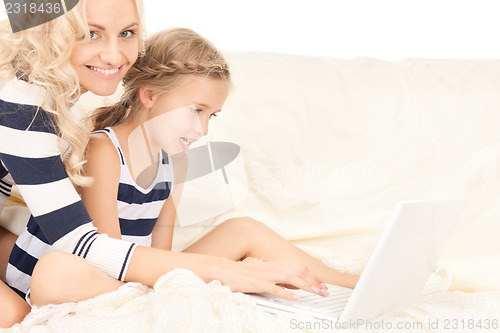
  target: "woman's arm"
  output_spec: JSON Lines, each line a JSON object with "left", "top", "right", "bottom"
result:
{"left": 80, "top": 133, "right": 122, "bottom": 239}
{"left": 127, "top": 245, "right": 323, "bottom": 300}
{"left": 0, "top": 82, "right": 134, "bottom": 282}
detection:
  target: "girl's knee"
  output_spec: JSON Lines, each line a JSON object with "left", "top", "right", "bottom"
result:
{"left": 32, "top": 251, "right": 84, "bottom": 283}
{"left": 30, "top": 251, "right": 92, "bottom": 306}
{"left": 221, "top": 217, "right": 270, "bottom": 233}
{"left": 219, "top": 217, "right": 277, "bottom": 243}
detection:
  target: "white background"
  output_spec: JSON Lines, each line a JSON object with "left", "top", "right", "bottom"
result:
{"left": 1, "top": 0, "right": 499, "bottom": 60}
{"left": 143, "top": 0, "right": 500, "bottom": 60}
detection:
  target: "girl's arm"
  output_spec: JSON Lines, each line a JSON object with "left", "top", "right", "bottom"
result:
{"left": 84, "top": 133, "right": 179, "bottom": 250}
{"left": 80, "top": 133, "right": 122, "bottom": 239}
{"left": 127, "top": 245, "right": 323, "bottom": 300}
{"left": 150, "top": 152, "right": 187, "bottom": 250}
{"left": 151, "top": 161, "right": 186, "bottom": 250}
{"left": 80, "top": 139, "right": 323, "bottom": 298}
{"left": 77, "top": 133, "right": 323, "bottom": 298}
{"left": 150, "top": 195, "right": 175, "bottom": 250}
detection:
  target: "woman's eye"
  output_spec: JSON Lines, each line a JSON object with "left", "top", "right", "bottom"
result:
{"left": 191, "top": 108, "right": 202, "bottom": 114}
{"left": 209, "top": 113, "right": 218, "bottom": 119}
{"left": 89, "top": 31, "right": 98, "bottom": 39}
{"left": 120, "top": 30, "right": 135, "bottom": 38}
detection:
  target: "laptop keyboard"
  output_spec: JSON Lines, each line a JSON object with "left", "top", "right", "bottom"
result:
{"left": 253, "top": 284, "right": 353, "bottom": 317}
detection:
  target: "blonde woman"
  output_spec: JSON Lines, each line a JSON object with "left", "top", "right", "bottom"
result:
{"left": 0, "top": 1, "right": 329, "bottom": 328}
{"left": 0, "top": 0, "right": 145, "bottom": 326}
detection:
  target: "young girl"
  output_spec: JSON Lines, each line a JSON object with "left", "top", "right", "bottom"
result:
{"left": 0, "top": 1, "right": 329, "bottom": 327}
{"left": 82, "top": 27, "right": 358, "bottom": 297}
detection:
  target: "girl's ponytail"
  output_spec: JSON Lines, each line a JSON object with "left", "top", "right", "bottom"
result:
{"left": 91, "top": 100, "right": 132, "bottom": 131}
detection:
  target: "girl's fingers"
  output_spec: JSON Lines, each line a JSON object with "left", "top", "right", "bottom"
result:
{"left": 241, "top": 257, "right": 265, "bottom": 264}
{"left": 276, "top": 283, "right": 299, "bottom": 290}
{"left": 262, "top": 262, "right": 327, "bottom": 298}
{"left": 229, "top": 259, "right": 328, "bottom": 299}
{"left": 268, "top": 284, "right": 301, "bottom": 301}
{"left": 284, "top": 263, "right": 325, "bottom": 296}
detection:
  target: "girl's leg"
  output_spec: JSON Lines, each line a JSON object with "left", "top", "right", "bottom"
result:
{"left": 0, "top": 226, "right": 30, "bottom": 328}
{"left": 183, "top": 217, "right": 358, "bottom": 288}
{"left": 0, "top": 226, "right": 111, "bottom": 312}
{"left": 30, "top": 251, "right": 124, "bottom": 307}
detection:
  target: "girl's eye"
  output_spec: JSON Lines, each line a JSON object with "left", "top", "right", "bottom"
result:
{"left": 89, "top": 31, "right": 98, "bottom": 39}
{"left": 120, "top": 30, "right": 135, "bottom": 38}
{"left": 190, "top": 107, "right": 218, "bottom": 119}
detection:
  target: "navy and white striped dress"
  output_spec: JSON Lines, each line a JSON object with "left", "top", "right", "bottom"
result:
{"left": 0, "top": 77, "right": 136, "bottom": 299}
{"left": 0, "top": 169, "right": 13, "bottom": 213}
{"left": 93, "top": 128, "right": 173, "bottom": 247}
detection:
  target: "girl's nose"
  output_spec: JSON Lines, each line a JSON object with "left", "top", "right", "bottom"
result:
{"left": 193, "top": 116, "right": 210, "bottom": 137}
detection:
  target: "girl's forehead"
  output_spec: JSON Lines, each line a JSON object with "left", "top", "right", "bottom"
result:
{"left": 178, "top": 76, "right": 229, "bottom": 89}
{"left": 152, "top": 77, "right": 228, "bottom": 109}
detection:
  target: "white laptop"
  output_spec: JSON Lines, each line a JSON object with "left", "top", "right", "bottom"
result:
{"left": 248, "top": 198, "right": 467, "bottom": 323}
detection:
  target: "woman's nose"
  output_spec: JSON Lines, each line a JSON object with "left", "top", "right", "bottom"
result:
{"left": 100, "top": 38, "right": 122, "bottom": 65}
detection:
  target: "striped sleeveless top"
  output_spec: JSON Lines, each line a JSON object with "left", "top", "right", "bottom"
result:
{"left": 5, "top": 127, "right": 172, "bottom": 298}
{"left": 95, "top": 128, "right": 173, "bottom": 247}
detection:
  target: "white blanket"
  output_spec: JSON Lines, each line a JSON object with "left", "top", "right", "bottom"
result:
{"left": 8, "top": 265, "right": 500, "bottom": 333}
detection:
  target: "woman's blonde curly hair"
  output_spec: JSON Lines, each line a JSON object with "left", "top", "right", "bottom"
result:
{"left": 0, "top": 0, "right": 146, "bottom": 186}
{"left": 91, "top": 27, "right": 232, "bottom": 131}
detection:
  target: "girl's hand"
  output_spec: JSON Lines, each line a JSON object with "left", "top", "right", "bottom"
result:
{"left": 240, "top": 256, "right": 264, "bottom": 264}
{"left": 215, "top": 257, "right": 328, "bottom": 300}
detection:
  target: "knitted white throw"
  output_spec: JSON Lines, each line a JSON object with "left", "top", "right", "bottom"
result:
{"left": 11, "top": 269, "right": 308, "bottom": 333}
{"left": 4, "top": 265, "right": 500, "bottom": 333}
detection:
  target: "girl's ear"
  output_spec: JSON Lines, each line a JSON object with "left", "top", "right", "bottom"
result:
{"left": 139, "top": 87, "right": 156, "bottom": 108}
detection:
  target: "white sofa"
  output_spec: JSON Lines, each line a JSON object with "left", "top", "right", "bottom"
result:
{"left": 2, "top": 52, "right": 500, "bottom": 332}
{"left": 203, "top": 52, "right": 500, "bottom": 293}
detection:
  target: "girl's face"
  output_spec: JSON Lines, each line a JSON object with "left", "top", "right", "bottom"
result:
{"left": 141, "top": 77, "right": 230, "bottom": 155}
{"left": 70, "top": 0, "right": 140, "bottom": 96}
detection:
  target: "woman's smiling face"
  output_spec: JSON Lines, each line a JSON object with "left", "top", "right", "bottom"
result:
{"left": 70, "top": 0, "right": 140, "bottom": 96}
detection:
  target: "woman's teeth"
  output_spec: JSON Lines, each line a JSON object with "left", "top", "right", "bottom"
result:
{"left": 180, "top": 137, "right": 192, "bottom": 146}
{"left": 89, "top": 66, "right": 119, "bottom": 75}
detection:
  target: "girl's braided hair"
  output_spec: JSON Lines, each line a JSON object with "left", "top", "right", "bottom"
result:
{"left": 91, "top": 27, "right": 231, "bottom": 130}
